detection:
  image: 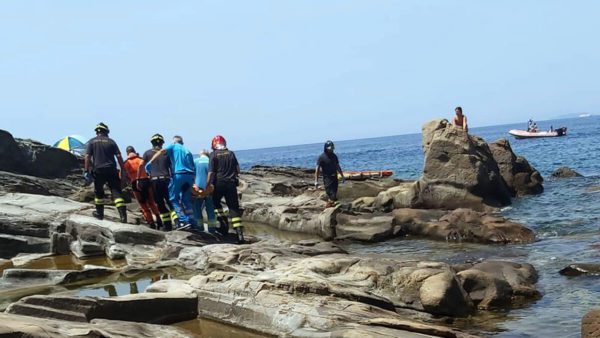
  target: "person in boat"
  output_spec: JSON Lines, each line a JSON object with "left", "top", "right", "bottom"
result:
{"left": 453, "top": 106, "right": 468, "bottom": 132}
{"left": 315, "top": 141, "right": 344, "bottom": 208}
{"left": 527, "top": 119, "right": 533, "bottom": 132}
{"left": 531, "top": 122, "right": 538, "bottom": 133}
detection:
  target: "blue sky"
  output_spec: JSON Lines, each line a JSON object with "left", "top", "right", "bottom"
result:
{"left": 1, "top": 1, "right": 599, "bottom": 151}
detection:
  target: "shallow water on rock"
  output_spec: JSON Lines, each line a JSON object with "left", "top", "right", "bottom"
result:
{"left": 174, "top": 318, "right": 273, "bottom": 338}
{"left": 19, "top": 254, "right": 127, "bottom": 271}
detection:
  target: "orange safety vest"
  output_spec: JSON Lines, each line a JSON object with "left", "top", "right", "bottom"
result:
{"left": 123, "top": 153, "right": 148, "bottom": 182}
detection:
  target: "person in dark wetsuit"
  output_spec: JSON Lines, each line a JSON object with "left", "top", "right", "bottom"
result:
{"left": 206, "top": 135, "right": 244, "bottom": 243}
{"left": 138, "top": 134, "right": 178, "bottom": 231}
{"left": 84, "top": 122, "right": 128, "bottom": 223}
{"left": 314, "top": 140, "right": 344, "bottom": 208}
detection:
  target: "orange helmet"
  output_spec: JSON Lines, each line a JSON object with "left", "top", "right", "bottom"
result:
{"left": 211, "top": 135, "right": 227, "bottom": 150}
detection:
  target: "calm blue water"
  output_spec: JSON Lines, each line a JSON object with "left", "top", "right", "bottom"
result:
{"left": 238, "top": 116, "right": 600, "bottom": 338}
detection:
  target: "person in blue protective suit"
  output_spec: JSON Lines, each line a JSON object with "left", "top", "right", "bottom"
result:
{"left": 146, "top": 135, "right": 197, "bottom": 230}
{"left": 191, "top": 150, "right": 218, "bottom": 233}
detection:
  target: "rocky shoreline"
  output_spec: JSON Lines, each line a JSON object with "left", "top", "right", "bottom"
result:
{"left": 0, "top": 121, "right": 596, "bottom": 337}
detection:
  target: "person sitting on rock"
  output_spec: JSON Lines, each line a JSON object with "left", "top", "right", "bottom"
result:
{"left": 315, "top": 140, "right": 344, "bottom": 208}
{"left": 453, "top": 106, "right": 468, "bottom": 132}
{"left": 122, "top": 146, "right": 162, "bottom": 229}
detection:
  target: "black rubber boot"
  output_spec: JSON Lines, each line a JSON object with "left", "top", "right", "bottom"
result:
{"left": 149, "top": 222, "right": 157, "bottom": 230}
{"left": 217, "top": 216, "right": 229, "bottom": 236}
{"left": 93, "top": 205, "right": 104, "bottom": 220}
{"left": 235, "top": 227, "right": 245, "bottom": 244}
{"left": 118, "top": 206, "right": 127, "bottom": 224}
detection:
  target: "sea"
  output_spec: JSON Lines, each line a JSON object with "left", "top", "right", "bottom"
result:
{"left": 237, "top": 116, "right": 600, "bottom": 337}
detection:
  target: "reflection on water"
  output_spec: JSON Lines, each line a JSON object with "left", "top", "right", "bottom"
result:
{"left": 174, "top": 318, "right": 273, "bottom": 338}
{"left": 75, "top": 273, "right": 170, "bottom": 298}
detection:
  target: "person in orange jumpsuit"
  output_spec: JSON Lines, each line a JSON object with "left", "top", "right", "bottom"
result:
{"left": 123, "top": 146, "right": 162, "bottom": 229}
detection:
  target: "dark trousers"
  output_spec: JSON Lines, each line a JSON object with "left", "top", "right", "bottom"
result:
{"left": 323, "top": 175, "right": 338, "bottom": 201}
{"left": 152, "top": 178, "right": 175, "bottom": 226}
{"left": 212, "top": 180, "right": 243, "bottom": 228}
{"left": 93, "top": 167, "right": 124, "bottom": 206}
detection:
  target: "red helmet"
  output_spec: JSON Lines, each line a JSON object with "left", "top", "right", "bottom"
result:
{"left": 211, "top": 135, "right": 227, "bottom": 150}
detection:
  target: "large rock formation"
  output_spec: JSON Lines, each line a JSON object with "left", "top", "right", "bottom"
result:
{"left": 0, "top": 130, "right": 82, "bottom": 179}
{"left": 0, "top": 191, "right": 542, "bottom": 337}
{"left": 418, "top": 120, "right": 544, "bottom": 208}
{"left": 418, "top": 120, "right": 512, "bottom": 210}
{"left": 240, "top": 166, "right": 534, "bottom": 244}
{"left": 489, "top": 138, "right": 544, "bottom": 196}
{"left": 0, "top": 129, "right": 84, "bottom": 199}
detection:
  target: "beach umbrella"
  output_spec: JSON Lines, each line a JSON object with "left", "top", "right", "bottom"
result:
{"left": 53, "top": 135, "right": 86, "bottom": 152}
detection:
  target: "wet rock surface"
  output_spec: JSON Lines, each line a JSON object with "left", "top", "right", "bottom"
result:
{"left": 552, "top": 166, "right": 584, "bottom": 178}
{"left": 393, "top": 208, "right": 535, "bottom": 244}
{"left": 560, "top": 263, "right": 600, "bottom": 276}
{"left": 489, "top": 138, "right": 544, "bottom": 196}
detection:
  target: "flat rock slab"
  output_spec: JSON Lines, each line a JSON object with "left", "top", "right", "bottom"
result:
{"left": 155, "top": 271, "right": 476, "bottom": 338}
{"left": 0, "top": 234, "right": 50, "bottom": 259}
{"left": 67, "top": 214, "right": 165, "bottom": 245}
{"left": 393, "top": 208, "right": 535, "bottom": 244}
{"left": 6, "top": 292, "right": 198, "bottom": 325}
{"left": 0, "top": 312, "right": 194, "bottom": 338}
{"left": 335, "top": 213, "right": 395, "bottom": 242}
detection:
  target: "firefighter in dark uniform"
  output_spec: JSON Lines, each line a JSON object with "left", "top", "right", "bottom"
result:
{"left": 84, "top": 123, "right": 128, "bottom": 223}
{"left": 314, "top": 140, "right": 344, "bottom": 208}
{"left": 206, "top": 135, "right": 244, "bottom": 243}
{"left": 139, "top": 134, "right": 178, "bottom": 231}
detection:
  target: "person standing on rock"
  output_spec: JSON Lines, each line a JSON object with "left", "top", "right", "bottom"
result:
{"left": 122, "top": 146, "right": 162, "bottom": 229}
{"left": 146, "top": 135, "right": 197, "bottom": 230}
{"left": 84, "top": 123, "right": 128, "bottom": 223}
{"left": 191, "top": 150, "right": 218, "bottom": 233}
{"left": 139, "top": 134, "right": 178, "bottom": 231}
{"left": 137, "top": 134, "right": 179, "bottom": 231}
{"left": 453, "top": 106, "right": 469, "bottom": 132}
{"left": 206, "top": 135, "right": 244, "bottom": 243}
{"left": 315, "top": 140, "right": 344, "bottom": 208}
